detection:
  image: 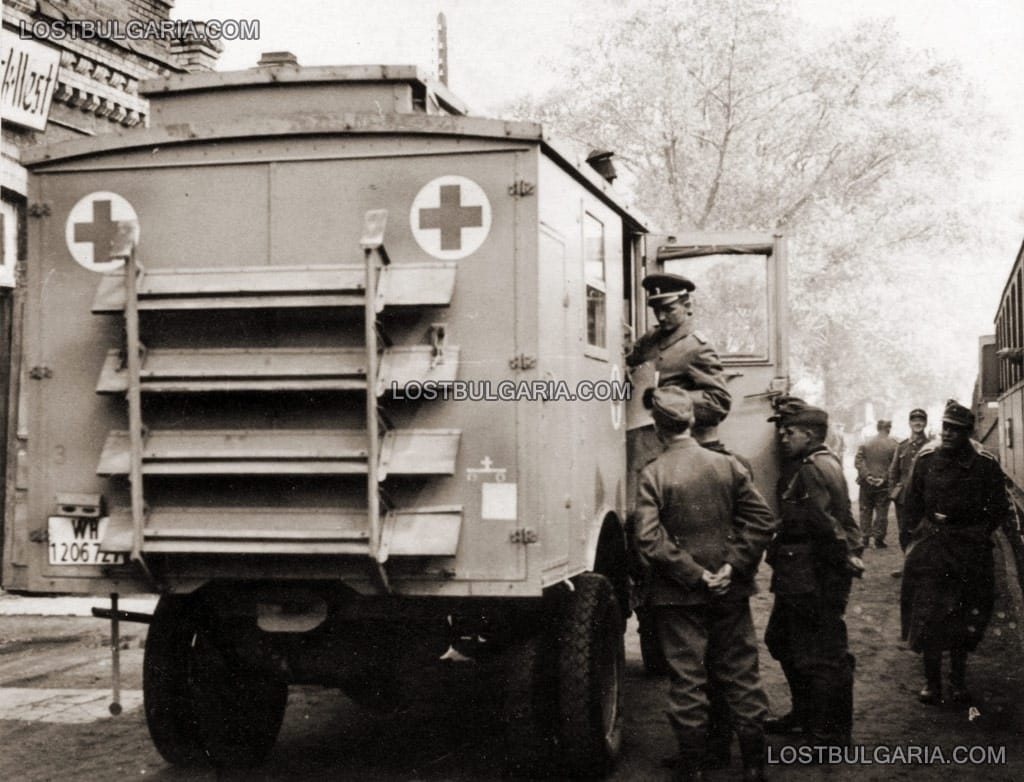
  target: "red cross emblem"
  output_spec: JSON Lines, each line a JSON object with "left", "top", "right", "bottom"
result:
{"left": 410, "top": 176, "right": 491, "bottom": 260}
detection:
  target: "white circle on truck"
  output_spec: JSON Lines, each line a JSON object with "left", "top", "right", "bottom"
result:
{"left": 410, "top": 176, "right": 491, "bottom": 260}
{"left": 65, "top": 191, "right": 138, "bottom": 272}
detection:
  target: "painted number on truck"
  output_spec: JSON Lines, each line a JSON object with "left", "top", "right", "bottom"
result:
{"left": 47, "top": 516, "right": 127, "bottom": 566}
{"left": 410, "top": 176, "right": 491, "bottom": 260}
{"left": 64, "top": 191, "right": 139, "bottom": 272}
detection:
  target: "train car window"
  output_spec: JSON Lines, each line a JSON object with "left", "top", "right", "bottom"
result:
{"left": 584, "top": 212, "right": 607, "bottom": 349}
{"left": 664, "top": 253, "right": 770, "bottom": 362}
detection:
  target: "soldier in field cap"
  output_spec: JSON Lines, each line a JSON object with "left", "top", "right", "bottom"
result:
{"left": 900, "top": 400, "right": 1011, "bottom": 706}
{"left": 634, "top": 385, "right": 777, "bottom": 782}
{"left": 764, "top": 404, "right": 863, "bottom": 747}
{"left": 887, "top": 408, "right": 934, "bottom": 563}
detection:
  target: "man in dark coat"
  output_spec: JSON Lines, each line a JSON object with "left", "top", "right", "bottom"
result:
{"left": 634, "top": 387, "right": 778, "bottom": 782}
{"left": 900, "top": 400, "right": 1011, "bottom": 705}
{"left": 764, "top": 406, "right": 864, "bottom": 746}
{"left": 855, "top": 420, "right": 898, "bottom": 548}
{"left": 888, "top": 408, "right": 934, "bottom": 561}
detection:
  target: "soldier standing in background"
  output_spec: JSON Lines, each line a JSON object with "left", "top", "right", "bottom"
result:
{"left": 855, "top": 420, "right": 898, "bottom": 548}
{"left": 634, "top": 387, "right": 777, "bottom": 782}
{"left": 887, "top": 409, "right": 933, "bottom": 576}
{"left": 900, "top": 400, "right": 1011, "bottom": 705}
{"left": 764, "top": 406, "right": 864, "bottom": 747}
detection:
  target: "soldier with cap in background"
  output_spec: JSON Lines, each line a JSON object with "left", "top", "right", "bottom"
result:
{"left": 888, "top": 409, "right": 934, "bottom": 571}
{"left": 764, "top": 405, "right": 864, "bottom": 747}
{"left": 855, "top": 420, "right": 898, "bottom": 548}
{"left": 900, "top": 400, "right": 1011, "bottom": 705}
{"left": 634, "top": 387, "right": 777, "bottom": 782}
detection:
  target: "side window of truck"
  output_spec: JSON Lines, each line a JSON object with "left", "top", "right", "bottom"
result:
{"left": 664, "top": 252, "right": 770, "bottom": 362}
{"left": 584, "top": 212, "right": 606, "bottom": 350}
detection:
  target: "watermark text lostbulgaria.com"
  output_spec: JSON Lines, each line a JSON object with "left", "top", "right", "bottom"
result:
{"left": 768, "top": 744, "right": 1006, "bottom": 766}
{"left": 19, "top": 19, "right": 260, "bottom": 42}
{"left": 390, "top": 380, "right": 632, "bottom": 403}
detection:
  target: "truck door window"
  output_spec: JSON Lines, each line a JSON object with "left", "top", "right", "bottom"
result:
{"left": 584, "top": 213, "right": 606, "bottom": 349}
{"left": 664, "top": 253, "right": 769, "bottom": 362}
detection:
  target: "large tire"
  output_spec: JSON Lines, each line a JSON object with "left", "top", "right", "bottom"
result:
{"left": 502, "top": 635, "right": 558, "bottom": 777}
{"left": 143, "top": 596, "right": 205, "bottom": 765}
{"left": 556, "top": 573, "right": 625, "bottom": 777}
{"left": 144, "top": 595, "right": 288, "bottom": 768}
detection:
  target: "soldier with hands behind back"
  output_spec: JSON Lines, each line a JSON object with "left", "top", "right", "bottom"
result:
{"left": 855, "top": 420, "right": 898, "bottom": 548}
{"left": 634, "top": 387, "right": 778, "bottom": 782}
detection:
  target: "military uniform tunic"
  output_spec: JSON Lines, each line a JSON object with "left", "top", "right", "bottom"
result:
{"left": 887, "top": 433, "right": 932, "bottom": 550}
{"left": 900, "top": 443, "right": 1010, "bottom": 653}
{"left": 855, "top": 433, "right": 898, "bottom": 545}
{"left": 626, "top": 324, "right": 731, "bottom": 506}
{"left": 634, "top": 437, "right": 777, "bottom": 760}
{"left": 764, "top": 444, "right": 860, "bottom": 744}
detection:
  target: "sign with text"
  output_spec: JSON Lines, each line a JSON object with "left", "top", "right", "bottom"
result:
{"left": 1, "top": 30, "right": 61, "bottom": 131}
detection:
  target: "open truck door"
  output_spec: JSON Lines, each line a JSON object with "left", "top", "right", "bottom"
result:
{"left": 629, "top": 231, "right": 789, "bottom": 508}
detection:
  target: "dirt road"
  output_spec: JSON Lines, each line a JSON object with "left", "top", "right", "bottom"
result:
{"left": 1, "top": 537, "right": 1022, "bottom": 781}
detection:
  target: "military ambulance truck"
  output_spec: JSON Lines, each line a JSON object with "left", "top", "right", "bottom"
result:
{"left": 1, "top": 61, "right": 788, "bottom": 773}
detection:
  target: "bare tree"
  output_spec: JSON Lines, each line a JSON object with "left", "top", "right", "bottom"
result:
{"left": 507, "top": 0, "right": 1002, "bottom": 421}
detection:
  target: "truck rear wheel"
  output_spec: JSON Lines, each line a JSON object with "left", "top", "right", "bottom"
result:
{"left": 144, "top": 595, "right": 288, "bottom": 767}
{"left": 556, "top": 573, "right": 625, "bottom": 776}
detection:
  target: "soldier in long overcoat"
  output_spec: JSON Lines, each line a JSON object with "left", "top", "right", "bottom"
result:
{"left": 900, "top": 400, "right": 1011, "bottom": 704}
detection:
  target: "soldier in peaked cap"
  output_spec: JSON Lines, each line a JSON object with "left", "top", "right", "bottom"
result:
{"left": 888, "top": 409, "right": 934, "bottom": 557}
{"left": 625, "top": 273, "right": 733, "bottom": 691}
{"left": 900, "top": 400, "right": 1011, "bottom": 706}
{"left": 764, "top": 405, "right": 863, "bottom": 747}
{"left": 634, "top": 386, "right": 777, "bottom": 782}
{"left": 626, "top": 273, "right": 732, "bottom": 501}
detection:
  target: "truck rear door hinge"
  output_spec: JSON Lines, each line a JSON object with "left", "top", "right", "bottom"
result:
{"left": 28, "top": 203, "right": 51, "bottom": 218}
{"left": 509, "top": 528, "right": 538, "bottom": 545}
{"left": 29, "top": 365, "right": 52, "bottom": 380}
{"left": 508, "top": 180, "right": 535, "bottom": 197}
{"left": 508, "top": 354, "right": 536, "bottom": 371}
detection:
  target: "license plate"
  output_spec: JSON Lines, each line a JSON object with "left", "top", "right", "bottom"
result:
{"left": 47, "top": 517, "right": 128, "bottom": 566}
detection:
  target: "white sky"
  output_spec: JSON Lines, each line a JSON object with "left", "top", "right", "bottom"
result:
{"left": 174, "top": 0, "right": 1024, "bottom": 376}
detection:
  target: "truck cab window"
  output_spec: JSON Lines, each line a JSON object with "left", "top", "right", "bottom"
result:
{"left": 584, "top": 212, "right": 606, "bottom": 349}
{"left": 664, "top": 253, "right": 770, "bottom": 362}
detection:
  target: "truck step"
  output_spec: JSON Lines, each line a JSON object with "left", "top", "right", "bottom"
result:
{"left": 99, "top": 505, "right": 462, "bottom": 557}
{"left": 96, "top": 428, "right": 461, "bottom": 476}
{"left": 91, "top": 262, "right": 457, "bottom": 312}
{"left": 95, "top": 346, "right": 459, "bottom": 394}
